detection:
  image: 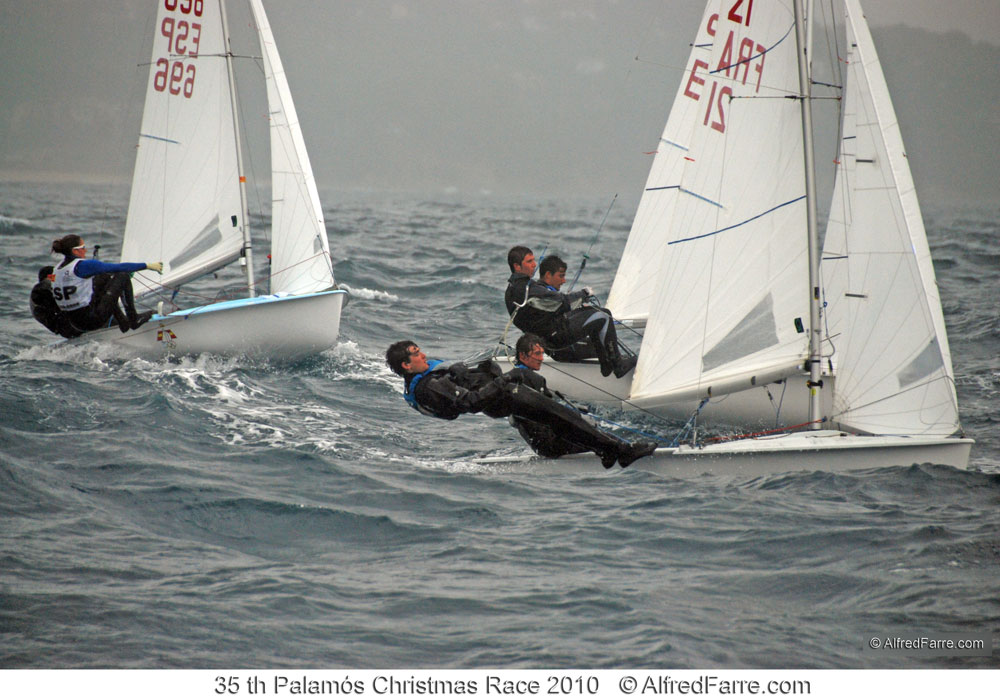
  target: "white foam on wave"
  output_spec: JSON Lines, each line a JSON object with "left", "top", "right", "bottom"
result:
{"left": 338, "top": 284, "right": 399, "bottom": 302}
{"left": 0, "top": 214, "right": 32, "bottom": 229}
{"left": 15, "top": 337, "right": 133, "bottom": 366}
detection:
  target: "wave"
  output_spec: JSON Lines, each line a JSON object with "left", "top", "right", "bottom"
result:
{"left": 0, "top": 214, "right": 35, "bottom": 231}
{"left": 338, "top": 284, "right": 399, "bottom": 302}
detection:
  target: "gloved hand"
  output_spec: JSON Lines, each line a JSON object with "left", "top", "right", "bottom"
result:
{"left": 477, "top": 359, "right": 503, "bottom": 378}
{"left": 472, "top": 376, "right": 513, "bottom": 418}
{"left": 581, "top": 286, "right": 593, "bottom": 298}
{"left": 146, "top": 262, "right": 164, "bottom": 274}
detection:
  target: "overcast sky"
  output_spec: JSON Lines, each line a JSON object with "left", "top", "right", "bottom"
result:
{"left": 1, "top": 0, "right": 997, "bottom": 204}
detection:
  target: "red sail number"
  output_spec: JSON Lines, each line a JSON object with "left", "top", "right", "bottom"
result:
{"left": 153, "top": 58, "right": 196, "bottom": 97}
{"left": 164, "top": 0, "right": 204, "bottom": 16}
{"left": 728, "top": 0, "right": 754, "bottom": 26}
{"left": 154, "top": 13, "right": 202, "bottom": 98}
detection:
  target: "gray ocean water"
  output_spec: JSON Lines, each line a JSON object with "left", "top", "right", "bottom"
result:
{"left": 1, "top": 181, "right": 998, "bottom": 669}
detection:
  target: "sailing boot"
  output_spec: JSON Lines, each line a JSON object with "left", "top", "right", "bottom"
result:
{"left": 131, "top": 310, "right": 155, "bottom": 330}
{"left": 613, "top": 355, "right": 637, "bottom": 378}
{"left": 616, "top": 439, "right": 659, "bottom": 468}
{"left": 608, "top": 339, "right": 637, "bottom": 378}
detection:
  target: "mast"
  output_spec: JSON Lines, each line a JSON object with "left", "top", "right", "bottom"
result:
{"left": 793, "top": 0, "right": 824, "bottom": 428}
{"left": 218, "top": 0, "right": 256, "bottom": 296}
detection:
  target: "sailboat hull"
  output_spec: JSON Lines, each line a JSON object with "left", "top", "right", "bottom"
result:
{"left": 476, "top": 431, "right": 974, "bottom": 478}
{"left": 68, "top": 289, "right": 347, "bottom": 361}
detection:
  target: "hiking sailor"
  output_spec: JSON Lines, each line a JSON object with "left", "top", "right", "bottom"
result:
{"left": 50, "top": 234, "right": 162, "bottom": 334}
{"left": 386, "top": 339, "right": 656, "bottom": 468}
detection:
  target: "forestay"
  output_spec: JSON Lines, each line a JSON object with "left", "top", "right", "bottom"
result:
{"left": 820, "top": 0, "right": 960, "bottom": 437}
{"left": 624, "top": 1, "right": 812, "bottom": 409}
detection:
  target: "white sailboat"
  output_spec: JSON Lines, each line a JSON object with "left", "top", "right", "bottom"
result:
{"left": 498, "top": 0, "right": 972, "bottom": 473}
{"left": 73, "top": 0, "right": 347, "bottom": 360}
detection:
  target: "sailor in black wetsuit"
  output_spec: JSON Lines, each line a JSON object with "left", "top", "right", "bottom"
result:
{"left": 386, "top": 339, "right": 657, "bottom": 468}
{"left": 504, "top": 333, "right": 592, "bottom": 459}
{"left": 504, "top": 246, "right": 635, "bottom": 378}
{"left": 30, "top": 266, "right": 81, "bottom": 338}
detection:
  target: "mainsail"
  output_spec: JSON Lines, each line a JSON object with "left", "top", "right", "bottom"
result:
{"left": 122, "top": 1, "right": 244, "bottom": 292}
{"left": 622, "top": 2, "right": 812, "bottom": 410}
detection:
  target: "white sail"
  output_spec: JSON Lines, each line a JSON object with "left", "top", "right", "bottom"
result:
{"left": 605, "top": 2, "right": 718, "bottom": 323}
{"left": 122, "top": 0, "right": 244, "bottom": 292}
{"left": 249, "top": 0, "right": 335, "bottom": 296}
{"left": 628, "top": 1, "right": 811, "bottom": 410}
{"left": 820, "top": 0, "right": 960, "bottom": 437}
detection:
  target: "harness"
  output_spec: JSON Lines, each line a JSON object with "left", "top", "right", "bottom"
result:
{"left": 403, "top": 359, "right": 445, "bottom": 416}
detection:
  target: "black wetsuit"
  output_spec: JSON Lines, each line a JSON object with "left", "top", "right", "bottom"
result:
{"left": 504, "top": 363, "right": 589, "bottom": 459}
{"left": 30, "top": 279, "right": 82, "bottom": 338}
{"left": 402, "top": 359, "right": 646, "bottom": 466}
{"left": 504, "top": 272, "right": 626, "bottom": 374}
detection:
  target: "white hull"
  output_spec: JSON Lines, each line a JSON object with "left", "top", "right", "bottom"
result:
{"left": 476, "top": 431, "right": 974, "bottom": 478}
{"left": 71, "top": 289, "right": 347, "bottom": 361}
{"left": 532, "top": 358, "right": 833, "bottom": 430}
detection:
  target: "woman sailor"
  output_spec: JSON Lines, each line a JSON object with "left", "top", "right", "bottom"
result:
{"left": 50, "top": 234, "right": 162, "bottom": 334}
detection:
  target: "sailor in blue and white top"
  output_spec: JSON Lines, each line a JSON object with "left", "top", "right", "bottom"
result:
{"left": 49, "top": 233, "right": 163, "bottom": 334}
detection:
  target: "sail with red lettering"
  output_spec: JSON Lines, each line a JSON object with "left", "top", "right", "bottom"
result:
{"left": 620, "top": 1, "right": 811, "bottom": 411}
{"left": 494, "top": 0, "right": 971, "bottom": 470}
{"left": 122, "top": 0, "right": 244, "bottom": 292}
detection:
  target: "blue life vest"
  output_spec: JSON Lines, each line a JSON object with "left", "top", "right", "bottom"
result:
{"left": 403, "top": 359, "right": 445, "bottom": 414}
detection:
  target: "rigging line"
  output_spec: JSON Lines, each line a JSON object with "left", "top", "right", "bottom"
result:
{"left": 566, "top": 193, "right": 617, "bottom": 293}
{"left": 701, "top": 417, "right": 826, "bottom": 443}
{"left": 133, "top": 247, "right": 337, "bottom": 314}
{"left": 668, "top": 195, "right": 806, "bottom": 245}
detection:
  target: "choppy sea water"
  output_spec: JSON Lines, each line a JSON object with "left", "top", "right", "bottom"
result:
{"left": 1, "top": 181, "right": 998, "bottom": 669}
